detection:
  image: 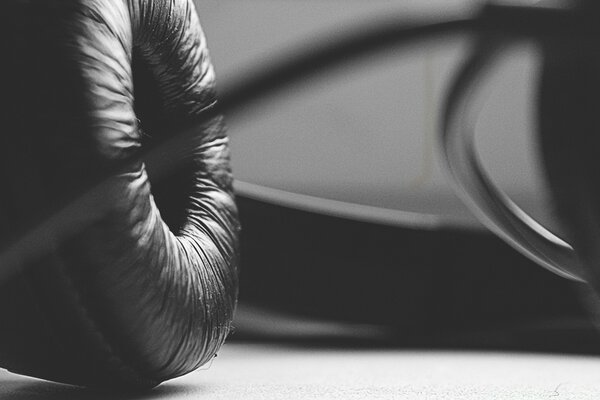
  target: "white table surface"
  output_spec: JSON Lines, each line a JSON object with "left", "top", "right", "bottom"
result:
{"left": 2, "top": 343, "right": 600, "bottom": 399}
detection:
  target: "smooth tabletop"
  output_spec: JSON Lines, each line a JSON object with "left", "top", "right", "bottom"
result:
{"left": 2, "top": 343, "right": 600, "bottom": 399}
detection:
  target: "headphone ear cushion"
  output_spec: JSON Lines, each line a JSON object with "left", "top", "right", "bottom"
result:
{"left": 0, "top": 0, "right": 239, "bottom": 390}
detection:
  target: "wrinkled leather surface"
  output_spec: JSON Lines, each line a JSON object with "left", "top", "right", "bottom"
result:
{"left": 0, "top": 0, "right": 239, "bottom": 389}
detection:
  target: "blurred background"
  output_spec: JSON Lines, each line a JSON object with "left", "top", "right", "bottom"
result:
{"left": 193, "top": 0, "right": 597, "bottom": 352}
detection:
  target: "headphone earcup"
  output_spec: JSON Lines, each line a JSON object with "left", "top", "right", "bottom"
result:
{"left": 0, "top": 0, "right": 238, "bottom": 390}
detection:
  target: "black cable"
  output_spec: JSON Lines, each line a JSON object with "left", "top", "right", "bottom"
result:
{"left": 439, "top": 35, "right": 583, "bottom": 282}
{"left": 438, "top": 1, "right": 598, "bottom": 282}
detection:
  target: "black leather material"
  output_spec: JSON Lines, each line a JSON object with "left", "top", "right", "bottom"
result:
{"left": 0, "top": 0, "right": 239, "bottom": 390}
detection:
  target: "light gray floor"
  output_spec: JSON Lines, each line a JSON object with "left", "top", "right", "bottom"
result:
{"left": 2, "top": 343, "right": 600, "bottom": 399}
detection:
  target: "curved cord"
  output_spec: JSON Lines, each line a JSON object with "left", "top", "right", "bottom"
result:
{"left": 234, "top": 180, "right": 478, "bottom": 231}
{"left": 440, "top": 37, "right": 583, "bottom": 281}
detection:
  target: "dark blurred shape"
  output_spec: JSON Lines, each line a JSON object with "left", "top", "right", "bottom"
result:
{"left": 236, "top": 196, "right": 587, "bottom": 339}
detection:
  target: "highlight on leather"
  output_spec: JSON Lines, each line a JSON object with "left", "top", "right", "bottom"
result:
{"left": 0, "top": 0, "right": 239, "bottom": 390}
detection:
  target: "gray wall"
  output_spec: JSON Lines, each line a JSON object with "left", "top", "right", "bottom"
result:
{"left": 194, "top": 0, "right": 556, "bottom": 228}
